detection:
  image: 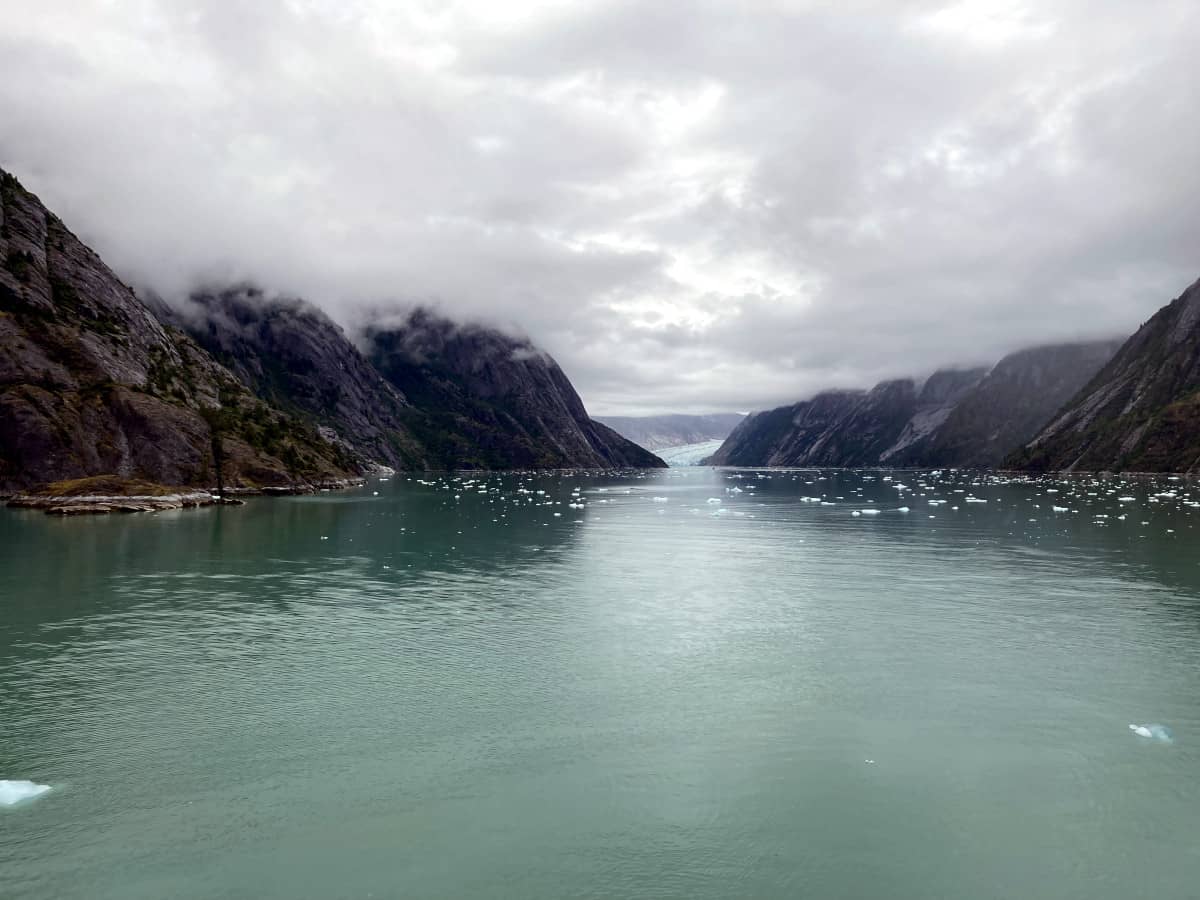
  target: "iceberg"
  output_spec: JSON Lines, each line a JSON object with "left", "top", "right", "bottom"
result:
{"left": 1129, "top": 723, "right": 1173, "bottom": 742}
{"left": 0, "top": 780, "right": 51, "bottom": 806}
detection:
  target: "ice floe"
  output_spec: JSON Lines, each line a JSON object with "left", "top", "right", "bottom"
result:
{"left": 0, "top": 780, "right": 51, "bottom": 807}
{"left": 1129, "top": 723, "right": 1173, "bottom": 742}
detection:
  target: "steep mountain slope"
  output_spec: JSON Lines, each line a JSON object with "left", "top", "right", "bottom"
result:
{"left": 708, "top": 341, "right": 1118, "bottom": 469}
{"left": 365, "top": 311, "right": 665, "bottom": 469}
{"left": 1012, "top": 278, "right": 1200, "bottom": 473}
{"left": 595, "top": 413, "right": 746, "bottom": 450}
{"left": 170, "top": 288, "right": 425, "bottom": 470}
{"left": 0, "top": 169, "right": 355, "bottom": 493}
{"left": 708, "top": 380, "right": 919, "bottom": 467}
{"left": 891, "top": 342, "right": 1120, "bottom": 468}
{"left": 878, "top": 368, "right": 987, "bottom": 462}
{"left": 162, "top": 292, "right": 663, "bottom": 471}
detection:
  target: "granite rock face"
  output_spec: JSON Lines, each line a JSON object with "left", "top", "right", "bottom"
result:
{"left": 0, "top": 169, "right": 356, "bottom": 493}
{"left": 1013, "top": 278, "right": 1200, "bottom": 473}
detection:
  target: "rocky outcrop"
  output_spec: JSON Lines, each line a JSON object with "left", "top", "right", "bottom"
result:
{"left": 708, "top": 341, "right": 1118, "bottom": 469}
{"left": 0, "top": 168, "right": 357, "bottom": 493}
{"left": 595, "top": 413, "right": 746, "bottom": 450}
{"left": 1012, "top": 277, "right": 1200, "bottom": 473}
{"left": 365, "top": 310, "right": 665, "bottom": 469}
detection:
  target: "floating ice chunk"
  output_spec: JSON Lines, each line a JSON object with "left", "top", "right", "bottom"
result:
{"left": 1052, "top": 506, "right": 1068, "bottom": 513}
{"left": 706, "top": 498, "right": 722, "bottom": 504}
{"left": 1129, "top": 723, "right": 1173, "bottom": 742}
{"left": 859, "top": 509, "right": 881, "bottom": 516}
{"left": 0, "top": 780, "right": 51, "bottom": 806}
{"left": 896, "top": 507, "right": 910, "bottom": 513}
{"left": 652, "top": 497, "right": 669, "bottom": 503}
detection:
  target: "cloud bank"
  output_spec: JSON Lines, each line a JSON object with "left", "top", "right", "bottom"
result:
{"left": 2, "top": 0, "right": 1197, "bottom": 415}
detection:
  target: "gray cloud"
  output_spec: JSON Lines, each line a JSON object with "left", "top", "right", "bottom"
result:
{"left": 1, "top": 0, "right": 1197, "bottom": 415}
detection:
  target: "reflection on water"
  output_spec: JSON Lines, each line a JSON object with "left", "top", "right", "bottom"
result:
{"left": 2, "top": 468, "right": 1200, "bottom": 899}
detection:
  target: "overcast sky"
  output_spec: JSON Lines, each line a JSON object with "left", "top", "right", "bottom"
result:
{"left": 2, "top": 0, "right": 1197, "bottom": 415}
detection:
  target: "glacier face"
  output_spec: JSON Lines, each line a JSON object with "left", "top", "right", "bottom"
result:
{"left": 657, "top": 440, "right": 726, "bottom": 467}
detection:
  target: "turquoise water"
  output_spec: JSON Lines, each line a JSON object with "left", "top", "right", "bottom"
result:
{"left": 3, "top": 468, "right": 1200, "bottom": 899}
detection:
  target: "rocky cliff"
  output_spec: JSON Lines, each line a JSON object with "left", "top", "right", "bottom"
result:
{"left": 708, "top": 341, "right": 1118, "bottom": 469}
{"left": 595, "top": 413, "right": 746, "bottom": 450}
{"left": 1012, "top": 278, "right": 1200, "bottom": 473}
{"left": 0, "top": 169, "right": 355, "bottom": 493}
{"left": 365, "top": 310, "right": 664, "bottom": 469}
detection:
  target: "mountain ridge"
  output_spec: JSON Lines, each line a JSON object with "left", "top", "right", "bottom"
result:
{"left": 708, "top": 341, "right": 1121, "bottom": 469}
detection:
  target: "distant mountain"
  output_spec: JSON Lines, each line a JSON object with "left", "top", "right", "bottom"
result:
{"left": 596, "top": 413, "right": 745, "bottom": 450}
{"left": 708, "top": 341, "right": 1119, "bottom": 469}
{"left": 708, "top": 380, "right": 919, "bottom": 467}
{"left": 1011, "top": 277, "right": 1200, "bottom": 473}
{"left": 173, "top": 294, "right": 662, "bottom": 471}
{"left": 364, "top": 310, "right": 664, "bottom": 469}
{"left": 0, "top": 169, "right": 356, "bottom": 494}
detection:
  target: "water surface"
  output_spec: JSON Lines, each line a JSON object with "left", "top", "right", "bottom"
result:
{"left": 3, "top": 468, "right": 1200, "bottom": 898}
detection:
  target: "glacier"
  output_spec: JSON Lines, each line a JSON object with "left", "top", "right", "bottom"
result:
{"left": 656, "top": 440, "right": 726, "bottom": 467}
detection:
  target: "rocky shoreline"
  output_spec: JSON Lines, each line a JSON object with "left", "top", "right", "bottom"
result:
{"left": 6, "top": 477, "right": 368, "bottom": 516}
{"left": 7, "top": 490, "right": 220, "bottom": 516}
